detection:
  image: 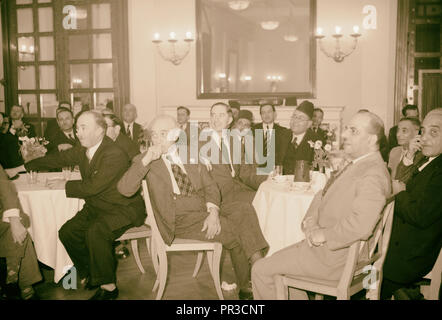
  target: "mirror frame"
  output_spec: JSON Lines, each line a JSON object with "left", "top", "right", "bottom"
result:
{"left": 196, "top": 0, "right": 317, "bottom": 100}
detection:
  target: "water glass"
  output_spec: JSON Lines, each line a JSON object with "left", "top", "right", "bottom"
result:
{"left": 27, "top": 171, "right": 38, "bottom": 184}
{"left": 62, "top": 167, "right": 72, "bottom": 180}
{"left": 274, "top": 165, "right": 283, "bottom": 176}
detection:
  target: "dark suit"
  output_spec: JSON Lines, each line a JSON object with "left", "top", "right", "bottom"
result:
{"left": 124, "top": 122, "right": 143, "bottom": 148}
{"left": 382, "top": 155, "right": 442, "bottom": 298}
{"left": 117, "top": 153, "right": 269, "bottom": 289}
{"left": 311, "top": 126, "right": 328, "bottom": 146}
{"left": 199, "top": 133, "right": 267, "bottom": 204}
{"left": 388, "top": 125, "right": 399, "bottom": 151}
{"left": 0, "top": 132, "right": 24, "bottom": 169}
{"left": 253, "top": 123, "right": 291, "bottom": 167}
{"left": 25, "top": 136, "right": 146, "bottom": 285}
{"left": 46, "top": 130, "right": 78, "bottom": 154}
{"left": 282, "top": 128, "right": 318, "bottom": 175}
{"left": 114, "top": 132, "right": 140, "bottom": 160}
{"left": 0, "top": 165, "right": 42, "bottom": 289}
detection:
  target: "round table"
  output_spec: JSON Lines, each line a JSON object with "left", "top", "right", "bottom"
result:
{"left": 252, "top": 176, "right": 316, "bottom": 257}
{"left": 13, "top": 172, "right": 83, "bottom": 283}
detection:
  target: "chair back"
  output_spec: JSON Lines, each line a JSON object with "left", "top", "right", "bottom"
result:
{"left": 141, "top": 179, "right": 167, "bottom": 251}
{"left": 337, "top": 201, "right": 395, "bottom": 297}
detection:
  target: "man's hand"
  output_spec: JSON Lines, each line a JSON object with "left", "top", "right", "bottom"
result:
{"left": 46, "top": 178, "right": 67, "bottom": 190}
{"left": 200, "top": 157, "right": 213, "bottom": 172}
{"left": 142, "top": 145, "right": 162, "bottom": 167}
{"left": 11, "top": 119, "right": 24, "bottom": 129}
{"left": 392, "top": 180, "right": 406, "bottom": 195}
{"left": 201, "top": 208, "right": 221, "bottom": 240}
{"left": 9, "top": 217, "right": 27, "bottom": 245}
{"left": 308, "top": 228, "right": 326, "bottom": 247}
{"left": 58, "top": 144, "right": 73, "bottom": 152}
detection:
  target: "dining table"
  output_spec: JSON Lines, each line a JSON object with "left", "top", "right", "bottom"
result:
{"left": 252, "top": 174, "right": 325, "bottom": 257}
{"left": 13, "top": 171, "right": 83, "bottom": 283}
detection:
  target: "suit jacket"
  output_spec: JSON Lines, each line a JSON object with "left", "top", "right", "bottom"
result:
{"left": 46, "top": 129, "right": 79, "bottom": 154}
{"left": 253, "top": 122, "right": 291, "bottom": 166}
{"left": 388, "top": 125, "right": 399, "bottom": 151}
{"left": 0, "top": 132, "right": 24, "bottom": 169}
{"left": 383, "top": 154, "right": 442, "bottom": 284}
{"left": 296, "top": 152, "right": 391, "bottom": 280}
{"left": 394, "top": 151, "right": 427, "bottom": 184}
{"left": 24, "top": 136, "right": 146, "bottom": 231}
{"left": 311, "top": 127, "right": 328, "bottom": 146}
{"left": 199, "top": 133, "right": 267, "bottom": 204}
{"left": 282, "top": 128, "right": 318, "bottom": 175}
{"left": 117, "top": 153, "right": 220, "bottom": 245}
{"left": 124, "top": 122, "right": 143, "bottom": 148}
{"left": 114, "top": 132, "right": 140, "bottom": 160}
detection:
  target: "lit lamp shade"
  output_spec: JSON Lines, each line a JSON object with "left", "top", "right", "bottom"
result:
{"left": 260, "top": 21, "right": 280, "bottom": 30}
{"left": 228, "top": 0, "right": 250, "bottom": 11}
{"left": 284, "top": 35, "right": 298, "bottom": 42}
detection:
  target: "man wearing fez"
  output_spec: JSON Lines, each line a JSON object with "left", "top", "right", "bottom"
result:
{"left": 282, "top": 101, "right": 318, "bottom": 175}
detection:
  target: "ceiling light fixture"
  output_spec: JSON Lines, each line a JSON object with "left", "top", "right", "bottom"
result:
{"left": 228, "top": 0, "right": 250, "bottom": 11}
{"left": 260, "top": 21, "right": 280, "bottom": 30}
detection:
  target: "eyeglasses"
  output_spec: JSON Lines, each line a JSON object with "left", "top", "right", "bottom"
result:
{"left": 291, "top": 116, "right": 309, "bottom": 123}
{"left": 150, "top": 130, "right": 170, "bottom": 139}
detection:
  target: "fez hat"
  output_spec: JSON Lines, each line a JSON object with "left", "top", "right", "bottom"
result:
{"left": 296, "top": 101, "right": 314, "bottom": 119}
{"left": 238, "top": 110, "right": 253, "bottom": 122}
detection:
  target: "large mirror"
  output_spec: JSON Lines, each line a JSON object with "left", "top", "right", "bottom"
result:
{"left": 196, "top": 0, "right": 317, "bottom": 99}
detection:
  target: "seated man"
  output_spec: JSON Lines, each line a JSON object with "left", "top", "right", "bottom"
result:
{"left": 388, "top": 104, "right": 420, "bottom": 151}
{"left": 104, "top": 113, "right": 140, "bottom": 160}
{"left": 381, "top": 108, "right": 442, "bottom": 300}
{"left": 45, "top": 101, "right": 72, "bottom": 142}
{"left": 24, "top": 111, "right": 146, "bottom": 300}
{"left": 0, "top": 165, "right": 42, "bottom": 300}
{"left": 117, "top": 115, "right": 269, "bottom": 300}
{"left": 122, "top": 103, "right": 143, "bottom": 149}
{"left": 252, "top": 111, "right": 391, "bottom": 300}
{"left": 388, "top": 117, "right": 426, "bottom": 183}
{"left": 311, "top": 108, "right": 328, "bottom": 146}
{"left": 282, "top": 101, "right": 319, "bottom": 175}
{"left": 201, "top": 103, "right": 267, "bottom": 205}
{"left": 45, "top": 107, "right": 78, "bottom": 154}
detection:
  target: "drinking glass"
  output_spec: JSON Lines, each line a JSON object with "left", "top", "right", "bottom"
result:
{"left": 62, "top": 167, "right": 72, "bottom": 180}
{"left": 27, "top": 171, "right": 38, "bottom": 184}
{"left": 274, "top": 165, "right": 283, "bottom": 176}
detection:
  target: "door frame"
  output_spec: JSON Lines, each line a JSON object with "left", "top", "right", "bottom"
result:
{"left": 418, "top": 69, "right": 442, "bottom": 117}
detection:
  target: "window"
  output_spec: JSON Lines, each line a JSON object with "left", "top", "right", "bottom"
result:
{"left": 2, "top": 0, "right": 130, "bottom": 136}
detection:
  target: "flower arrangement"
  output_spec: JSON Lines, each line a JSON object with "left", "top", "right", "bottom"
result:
{"left": 13, "top": 122, "right": 31, "bottom": 138}
{"left": 322, "top": 123, "right": 338, "bottom": 149}
{"left": 19, "top": 136, "right": 49, "bottom": 163}
{"left": 308, "top": 140, "right": 332, "bottom": 173}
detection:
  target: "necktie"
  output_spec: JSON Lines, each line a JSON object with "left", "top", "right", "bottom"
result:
{"left": 221, "top": 136, "right": 235, "bottom": 177}
{"left": 292, "top": 136, "right": 298, "bottom": 149}
{"left": 322, "top": 162, "right": 353, "bottom": 197}
{"left": 126, "top": 124, "right": 132, "bottom": 140}
{"left": 68, "top": 133, "right": 74, "bottom": 140}
{"left": 170, "top": 164, "right": 194, "bottom": 196}
{"left": 263, "top": 127, "right": 268, "bottom": 157}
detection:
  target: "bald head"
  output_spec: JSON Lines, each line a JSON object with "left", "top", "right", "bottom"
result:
{"left": 123, "top": 104, "right": 138, "bottom": 123}
{"left": 421, "top": 108, "right": 442, "bottom": 157}
{"left": 148, "top": 115, "right": 180, "bottom": 154}
{"left": 75, "top": 111, "right": 107, "bottom": 148}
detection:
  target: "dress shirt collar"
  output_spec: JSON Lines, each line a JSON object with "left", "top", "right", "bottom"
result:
{"left": 64, "top": 130, "right": 75, "bottom": 139}
{"left": 352, "top": 151, "right": 376, "bottom": 164}
{"left": 123, "top": 121, "right": 134, "bottom": 129}
{"left": 86, "top": 139, "right": 103, "bottom": 161}
{"left": 291, "top": 131, "right": 307, "bottom": 144}
{"left": 419, "top": 156, "right": 436, "bottom": 172}
{"left": 264, "top": 123, "right": 274, "bottom": 131}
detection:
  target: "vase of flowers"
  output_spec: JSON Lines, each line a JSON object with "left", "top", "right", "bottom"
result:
{"left": 308, "top": 140, "right": 332, "bottom": 173}
{"left": 19, "top": 136, "right": 49, "bottom": 163}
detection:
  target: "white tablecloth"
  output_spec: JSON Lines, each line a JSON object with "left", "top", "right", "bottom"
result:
{"left": 253, "top": 177, "right": 316, "bottom": 256}
{"left": 13, "top": 172, "right": 83, "bottom": 283}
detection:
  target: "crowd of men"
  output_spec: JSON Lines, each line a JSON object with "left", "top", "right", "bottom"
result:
{"left": 0, "top": 100, "right": 440, "bottom": 301}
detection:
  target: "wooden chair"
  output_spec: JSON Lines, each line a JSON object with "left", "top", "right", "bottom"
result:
{"left": 141, "top": 180, "right": 224, "bottom": 300}
{"left": 115, "top": 218, "right": 152, "bottom": 274}
{"left": 275, "top": 201, "right": 395, "bottom": 300}
{"left": 420, "top": 249, "right": 442, "bottom": 300}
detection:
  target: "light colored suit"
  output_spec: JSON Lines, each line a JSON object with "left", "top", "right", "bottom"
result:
{"left": 252, "top": 152, "right": 391, "bottom": 299}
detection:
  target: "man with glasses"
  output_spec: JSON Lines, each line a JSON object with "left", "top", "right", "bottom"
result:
{"left": 282, "top": 101, "right": 318, "bottom": 175}
{"left": 252, "top": 111, "right": 391, "bottom": 300}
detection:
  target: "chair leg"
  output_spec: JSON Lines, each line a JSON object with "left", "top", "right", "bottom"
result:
{"left": 209, "top": 245, "right": 224, "bottom": 300}
{"left": 131, "top": 239, "right": 145, "bottom": 274}
{"left": 150, "top": 239, "right": 158, "bottom": 275}
{"left": 274, "top": 275, "right": 288, "bottom": 300}
{"left": 146, "top": 237, "right": 151, "bottom": 255}
{"left": 192, "top": 252, "right": 204, "bottom": 278}
{"left": 154, "top": 250, "right": 168, "bottom": 300}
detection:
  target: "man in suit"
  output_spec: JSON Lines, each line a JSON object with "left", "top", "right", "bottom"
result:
{"left": 201, "top": 102, "right": 267, "bottom": 205}
{"left": 122, "top": 103, "right": 142, "bottom": 149}
{"left": 282, "top": 101, "right": 318, "bottom": 175}
{"left": 118, "top": 115, "right": 268, "bottom": 300}
{"left": 381, "top": 108, "right": 442, "bottom": 300}
{"left": 252, "top": 111, "right": 391, "bottom": 299}
{"left": 45, "top": 107, "right": 78, "bottom": 154}
{"left": 9, "top": 105, "right": 36, "bottom": 138}
{"left": 311, "top": 108, "right": 328, "bottom": 146}
{"left": 0, "top": 165, "right": 42, "bottom": 300}
{"left": 45, "top": 101, "right": 72, "bottom": 142}
{"left": 254, "top": 103, "right": 290, "bottom": 168}
{"left": 388, "top": 104, "right": 420, "bottom": 152}
{"left": 24, "top": 111, "right": 146, "bottom": 300}
{"left": 177, "top": 106, "right": 194, "bottom": 146}
{"left": 104, "top": 114, "right": 140, "bottom": 160}
{"left": 233, "top": 110, "right": 254, "bottom": 134}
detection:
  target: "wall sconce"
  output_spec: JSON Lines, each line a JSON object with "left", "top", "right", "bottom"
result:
{"left": 152, "top": 31, "right": 194, "bottom": 66}
{"left": 315, "top": 26, "right": 361, "bottom": 63}
{"left": 267, "top": 75, "right": 282, "bottom": 92}
{"left": 228, "top": 0, "right": 250, "bottom": 11}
